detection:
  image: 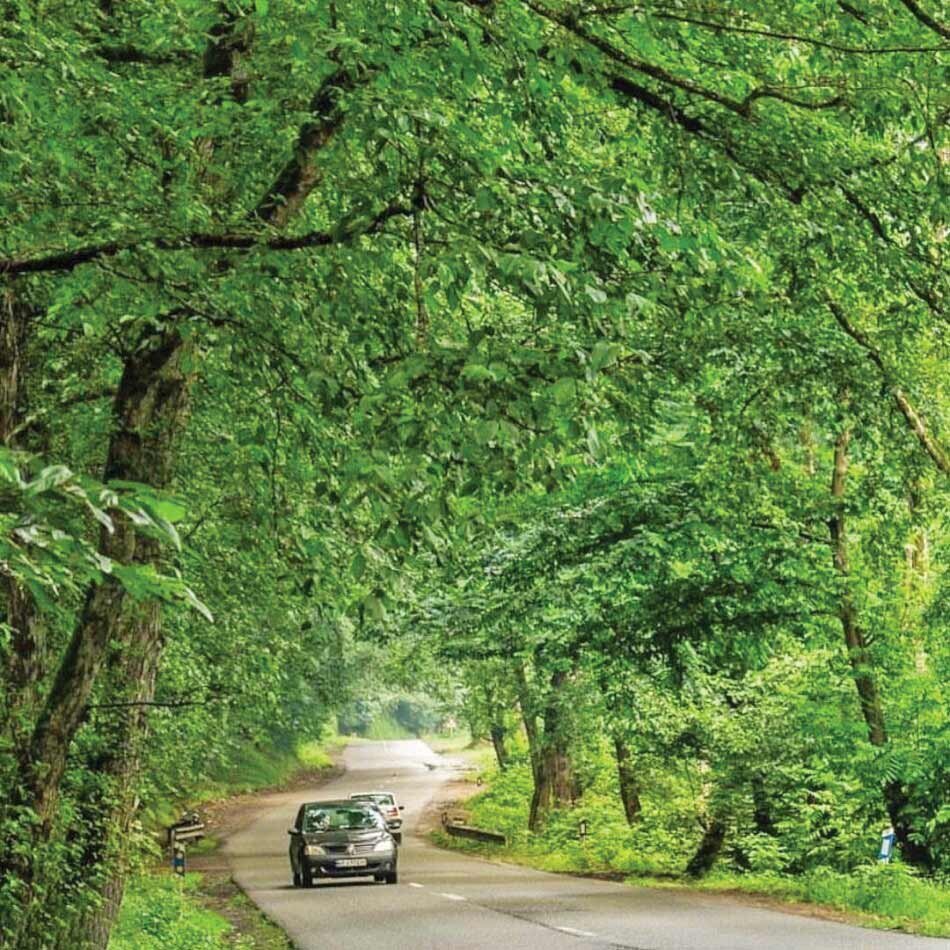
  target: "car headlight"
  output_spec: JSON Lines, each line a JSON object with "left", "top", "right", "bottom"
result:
{"left": 304, "top": 844, "right": 327, "bottom": 856}
{"left": 372, "top": 838, "right": 395, "bottom": 852}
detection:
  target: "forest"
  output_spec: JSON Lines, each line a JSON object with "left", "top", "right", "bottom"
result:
{"left": 0, "top": 1, "right": 947, "bottom": 947}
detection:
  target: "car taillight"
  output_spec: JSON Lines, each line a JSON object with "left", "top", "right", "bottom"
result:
{"left": 387, "top": 808, "right": 398, "bottom": 817}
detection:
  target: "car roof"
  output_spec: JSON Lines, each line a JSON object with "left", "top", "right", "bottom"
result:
{"left": 350, "top": 791, "right": 396, "bottom": 797}
{"left": 300, "top": 799, "right": 377, "bottom": 809}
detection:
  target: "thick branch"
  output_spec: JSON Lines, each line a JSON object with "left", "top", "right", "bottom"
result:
{"left": 583, "top": 5, "right": 948, "bottom": 54}
{"left": 522, "top": 0, "right": 750, "bottom": 115}
{"left": 253, "top": 68, "right": 362, "bottom": 226}
{"left": 828, "top": 301, "right": 950, "bottom": 475}
{"left": 0, "top": 203, "right": 412, "bottom": 276}
{"left": 897, "top": 0, "right": 950, "bottom": 39}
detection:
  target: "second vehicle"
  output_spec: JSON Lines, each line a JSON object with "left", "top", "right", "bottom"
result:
{"left": 349, "top": 791, "right": 404, "bottom": 843}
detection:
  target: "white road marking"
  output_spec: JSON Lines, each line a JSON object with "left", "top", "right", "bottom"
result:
{"left": 557, "top": 926, "right": 597, "bottom": 938}
{"left": 438, "top": 892, "right": 467, "bottom": 901}
{"left": 409, "top": 882, "right": 424, "bottom": 888}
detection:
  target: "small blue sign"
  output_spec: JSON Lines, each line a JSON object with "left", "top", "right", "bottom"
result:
{"left": 878, "top": 827, "right": 896, "bottom": 863}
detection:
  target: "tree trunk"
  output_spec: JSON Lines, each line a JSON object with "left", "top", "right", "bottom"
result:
{"left": 828, "top": 428, "right": 933, "bottom": 870}
{"left": 685, "top": 816, "right": 726, "bottom": 877}
{"left": 751, "top": 773, "right": 775, "bottom": 836}
{"left": 528, "top": 669, "right": 577, "bottom": 832}
{"left": 613, "top": 737, "right": 642, "bottom": 825}
{"left": 0, "top": 285, "right": 44, "bottom": 736}
{"left": 1, "top": 328, "right": 196, "bottom": 950}
{"left": 72, "top": 596, "right": 164, "bottom": 950}
{"left": 489, "top": 723, "right": 509, "bottom": 771}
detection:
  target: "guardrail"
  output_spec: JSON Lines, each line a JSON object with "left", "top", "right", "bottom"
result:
{"left": 441, "top": 812, "right": 506, "bottom": 845}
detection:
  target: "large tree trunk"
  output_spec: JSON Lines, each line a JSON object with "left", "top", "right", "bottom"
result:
{"left": 0, "top": 285, "right": 44, "bottom": 736}
{"left": 613, "top": 736, "right": 642, "bottom": 825}
{"left": 77, "top": 30, "right": 354, "bottom": 946}
{"left": 828, "top": 428, "right": 932, "bottom": 870}
{"left": 514, "top": 661, "right": 541, "bottom": 778}
{"left": 528, "top": 668, "right": 577, "bottom": 832}
{"left": 2, "top": 328, "right": 195, "bottom": 949}
{"left": 73, "top": 598, "right": 163, "bottom": 950}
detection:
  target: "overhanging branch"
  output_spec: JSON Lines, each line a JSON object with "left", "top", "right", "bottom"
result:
{"left": 0, "top": 202, "right": 412, "bottom": 277}
{"left": 828, "top": 299, "right": 950, "bottom": 476}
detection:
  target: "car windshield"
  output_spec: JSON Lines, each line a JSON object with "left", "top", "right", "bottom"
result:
{"left": 302, "top": 804, "right": 383, "bottom": 833}
{"left": 353, "top": 793, "right": 394, "bottom": 806}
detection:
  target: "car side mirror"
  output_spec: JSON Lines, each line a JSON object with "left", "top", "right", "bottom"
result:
{"left": 399, "top": 805, "right": 405, "bottom": 811}
{"left": 288, "top": 828, "right": 298, "bottom": 835}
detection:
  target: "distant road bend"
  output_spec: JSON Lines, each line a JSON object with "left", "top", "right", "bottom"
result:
{"left": 225, "top": 740, "right": 949, "bottom": 950}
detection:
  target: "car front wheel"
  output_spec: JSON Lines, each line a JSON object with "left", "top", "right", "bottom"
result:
{"left": 385, "top": 870, "right": 398, "bottom": 885}
{"left": 302, "top": 866, "right": 315, "bottom": 888}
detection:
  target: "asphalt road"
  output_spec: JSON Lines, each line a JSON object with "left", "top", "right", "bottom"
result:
{"left": 225, "top": 740, "right": 948, "bottom": 950}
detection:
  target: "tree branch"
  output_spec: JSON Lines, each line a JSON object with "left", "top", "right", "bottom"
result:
{"left": 827, "top": 300, "right": 950, "bottom": 476}
{"left": 897, "top": 0, "right": 950, "bottom": 39}
{"left": 581, "top": 5, "right": 948, "bottom": 54}
{"left": 0, "top": 202, "right": 412, "bottom": 276}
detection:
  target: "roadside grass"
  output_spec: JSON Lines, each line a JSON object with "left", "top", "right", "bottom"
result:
{"left": 434, "top": 764, "right": 950, "bottom": 939}
{"left": 109, "top": 874, "right": 231, "bottom": 950}
{"left": 109, "top": 872, "right": 291, "bottom": 950}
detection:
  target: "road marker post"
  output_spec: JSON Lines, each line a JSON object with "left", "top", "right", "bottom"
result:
{"left": 172, "top": 840, "right": 186, "bottom": 876}
{"left": 878, "top": 826, "right": 896, "bottom": 863}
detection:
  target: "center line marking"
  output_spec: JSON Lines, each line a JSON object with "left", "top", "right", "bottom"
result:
{"left": 438, "top": 892, "right": 467, "bottom": 901}
{"left": 557, "top": 927, "right": 597, "bottom": 938}
{"left": 408, "top": 882, "right": 424, "bottom": 888}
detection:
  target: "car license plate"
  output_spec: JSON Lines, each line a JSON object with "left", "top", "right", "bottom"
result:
{"left": 336, "top": 858, "right": 367, "bottom": 868}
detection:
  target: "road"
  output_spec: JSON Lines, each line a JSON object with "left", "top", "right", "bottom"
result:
{"left": 225, "top": 740, "right": 948, "bottom": 950}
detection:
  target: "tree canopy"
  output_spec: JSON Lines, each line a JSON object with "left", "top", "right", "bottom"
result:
{"left": 0, "top": 1, "right": 947, "bottom": 946}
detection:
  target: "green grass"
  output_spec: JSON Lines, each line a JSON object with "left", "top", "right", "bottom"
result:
{"left": 110, "top": 874, "right": 231, "bottom": 950}
{"left": 111, "top": 872, "right": 292, "bottom": 949}
{"left": 434, "top": 766, "right": 950, "bottom": 939}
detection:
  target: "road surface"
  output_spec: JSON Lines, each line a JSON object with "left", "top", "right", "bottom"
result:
{"left": 225, "top": 740, "right": 948, "bottom": 950}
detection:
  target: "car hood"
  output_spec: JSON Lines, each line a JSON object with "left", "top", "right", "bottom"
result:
{"left": 303, "top": 830, "right": 387, "bottom": 846}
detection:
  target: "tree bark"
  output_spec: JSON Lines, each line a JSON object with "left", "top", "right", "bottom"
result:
{"left": 828, "top": 427, "right": 933, "bottom": 869}
{"left": 528, "top": 668, "right": 577, "bottom": 831}
{"left": 489, "top": 723, "right": 509, "bottom": 771}
{"left": 0, "top": 286, "right": 44, "bottom": 723}
{"left": 1, "top": 328, "right": 196, "bottom": 950}
{"left": 514, "top": 661, "right": 542, "bottom": 785}
{"left": 613, "top": 736, "right": 643, "bottom": 825}
{"left": 751, "top": 773, "right": 775, "bottom": 836}
{"left": 685, "top": 816, "right": 727, "bottom": 877}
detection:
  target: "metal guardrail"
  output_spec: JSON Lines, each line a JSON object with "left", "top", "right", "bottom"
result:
{"left": 443, "top": 822, "right": 507, "bottom": 845}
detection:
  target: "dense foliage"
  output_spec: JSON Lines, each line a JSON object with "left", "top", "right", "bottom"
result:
{"left": 0, "top": 0, "right": 947, "bottom": 946}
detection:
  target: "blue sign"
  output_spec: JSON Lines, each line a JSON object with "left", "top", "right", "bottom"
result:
{"left": 878, "top": 827, "right": 896, "bottom": 863}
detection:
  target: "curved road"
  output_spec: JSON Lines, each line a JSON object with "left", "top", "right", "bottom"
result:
{"left": 225, "top": 740, "right": 948, "bottom": 950}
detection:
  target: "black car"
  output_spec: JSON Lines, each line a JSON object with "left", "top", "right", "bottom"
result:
{"left": 288, "top": 800, "right": 398, "bottom": 888}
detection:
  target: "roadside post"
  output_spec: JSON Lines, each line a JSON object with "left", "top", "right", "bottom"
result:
{"left": 167, "top": 812, "right": 205, "bottom": 878}
{"left": 878, "top": 826, "right": 896, "bottom": 863}
{"left": 172, "top": 842, "right": 186, "bottom": 876}
{"left": 578, "top": 819, "right": 589, "bottom": 841}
